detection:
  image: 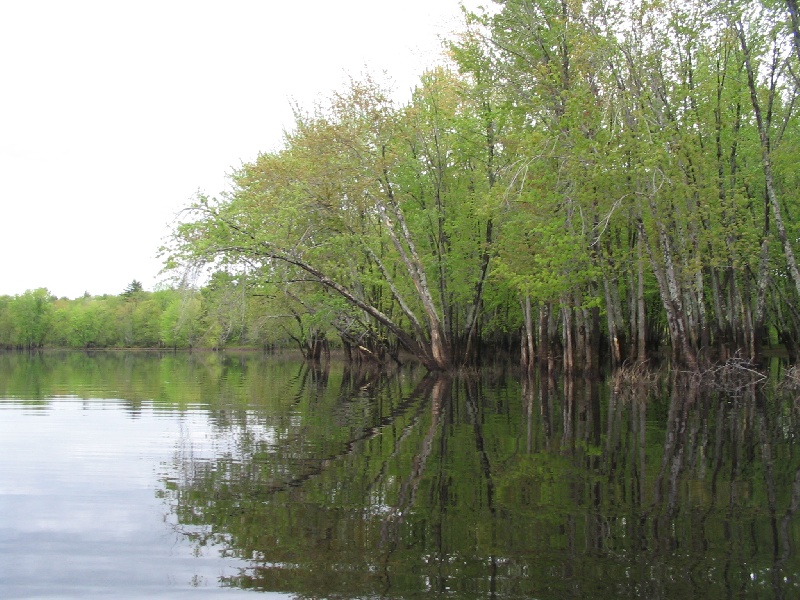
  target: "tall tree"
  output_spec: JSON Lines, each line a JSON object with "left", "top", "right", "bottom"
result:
{"left": 165, "top": 73, "right": 504, "bottom": 370}
{"left": 7, "top": 288, "right": 54, "bottom": 349}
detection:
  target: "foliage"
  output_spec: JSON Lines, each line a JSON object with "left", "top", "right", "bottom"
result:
{"left": 4, "top": 289, "right": 54, "bottom": 349}
{"left": 155, "top": 0, "right": 800, "bottom": 370}
{"left": 5, "top": 0, "right": 800, "bottom": 370}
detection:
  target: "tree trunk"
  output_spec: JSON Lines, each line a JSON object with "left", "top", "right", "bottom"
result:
{"left": 638, "top": 219, "right": 699, "bottom": 368}
{"left": 603, "top": 275, "right": 622, "bottom": 367}
{"left": 521, "top": 295, "right": 536, "bottom": 371}
{"left": 735, "top": 18, "right": 800, "bottom": 301}
{"left": 539, "top": 304, "right": 552, "bottom": 372}
{"left": 562, "top": 304, "right": 574, "bottom": 374}
{"left": 637, "top": 235, "right": 647, "bottom": 364}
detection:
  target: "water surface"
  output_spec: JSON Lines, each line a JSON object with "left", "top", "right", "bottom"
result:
{"left": 1, "top": 351, "right": 798, "bottom": 598}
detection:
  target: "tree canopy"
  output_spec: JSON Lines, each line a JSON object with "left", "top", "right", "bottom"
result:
{"left": 6, "top": 0, "right": 800, "bottom": 372}
{"left": 162, "top": 0, "right": 800, "bottom": 371}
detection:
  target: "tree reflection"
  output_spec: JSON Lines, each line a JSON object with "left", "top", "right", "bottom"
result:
{"left": 160, "top": 362, "right": 800, "bottom": 599}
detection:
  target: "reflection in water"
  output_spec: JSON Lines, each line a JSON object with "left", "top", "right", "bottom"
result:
{"left": 1, "top": 351, "right": 798, "bottom": 597}
{"left": 158, "top": 360, "right": 800, "bottom": 599}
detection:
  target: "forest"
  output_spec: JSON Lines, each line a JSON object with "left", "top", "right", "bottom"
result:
{"left": 4, "top": 0, "right": 800, "bottom": 372}
{"left": 0, "top": 280, "right": 289, "bottom": 352}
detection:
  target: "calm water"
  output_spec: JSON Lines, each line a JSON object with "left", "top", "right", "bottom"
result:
{"left": 0, "top": 351, "right": 798, "bottom": 599}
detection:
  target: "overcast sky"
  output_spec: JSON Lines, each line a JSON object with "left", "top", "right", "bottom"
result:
{"left": 0, "top": 0, "right": 475, "bottom": 299}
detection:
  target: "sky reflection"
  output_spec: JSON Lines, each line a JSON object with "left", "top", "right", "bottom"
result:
{"left": 0, "top": 398, "right": 279, "bottom": 599}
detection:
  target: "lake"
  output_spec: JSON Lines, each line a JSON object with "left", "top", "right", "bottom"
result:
{"left": 1, "top": 351, "right": 798, "bottom": 599}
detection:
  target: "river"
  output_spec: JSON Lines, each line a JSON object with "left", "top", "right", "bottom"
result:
{"left": 0, "top": 351, "right": 798, "bottom": 598}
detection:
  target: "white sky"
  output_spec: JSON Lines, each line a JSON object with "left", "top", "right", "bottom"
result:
{"left": 0, "top": 0, "right": 475, "bottom": 299}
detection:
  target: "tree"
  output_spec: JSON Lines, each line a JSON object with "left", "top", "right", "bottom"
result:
{"left": 165, "top": 72, "right": 506, "bottom": 370}
{"left": 7, "top": 288, "right": 54, "bottom": 349}
{"left": 122, "top": 279, "right": 144, "bottom": 298}
{"left": 160, "top": 289, "right": 202, "bottom": 349}
{"left": 159, "top": 0, "right": 800, "bottom": 368}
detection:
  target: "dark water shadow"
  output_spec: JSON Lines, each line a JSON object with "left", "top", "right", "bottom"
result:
{"left": 158, "top": 361, "right": 800, "bottom": 599}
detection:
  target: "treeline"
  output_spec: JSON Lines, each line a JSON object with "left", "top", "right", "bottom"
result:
{"left": 5, "top": 1, "right": 794, "bottom": 371}
{"left": 0, "top": 279, "right": 296, "bottom": 351}
{"left": 162, "top": 0, "right": 800, "bottom": 371}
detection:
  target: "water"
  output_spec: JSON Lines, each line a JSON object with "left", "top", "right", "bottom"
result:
{"left": 0, "top": 351, "right": 798, "bottom": 598}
